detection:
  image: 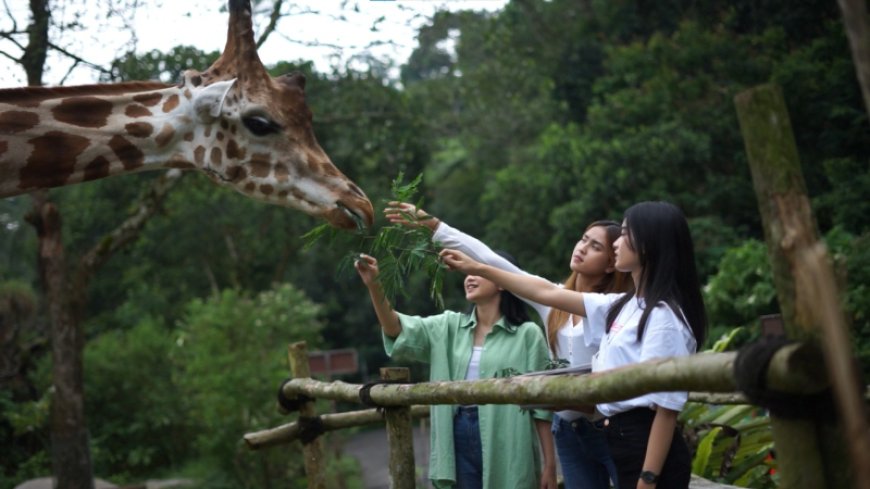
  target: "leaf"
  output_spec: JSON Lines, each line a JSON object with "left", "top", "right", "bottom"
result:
{"left": 692, "top": 426, "right": 722, "bottom": 476}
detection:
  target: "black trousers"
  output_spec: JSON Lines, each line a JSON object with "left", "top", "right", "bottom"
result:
{"left": 599, "top": 408, "right": 691, "bottom": 489}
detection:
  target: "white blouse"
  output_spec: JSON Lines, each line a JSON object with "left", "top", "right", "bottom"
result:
{"left": 583, "top": 293, "right": 697, "bottom": 416}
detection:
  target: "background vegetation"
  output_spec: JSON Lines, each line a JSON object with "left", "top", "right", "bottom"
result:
{"left": 1, "top": 0, "right": 867, "bottom": 487}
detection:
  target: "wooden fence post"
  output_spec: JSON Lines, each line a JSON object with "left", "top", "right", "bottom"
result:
{"left": 381, "top": 367, "right": 416, "bottom": 488}
{"left": 734, "top": 83, "right": 858, "bottom": 489}
{"left": 288, "top": 342, "right": 326, "bottom": 489}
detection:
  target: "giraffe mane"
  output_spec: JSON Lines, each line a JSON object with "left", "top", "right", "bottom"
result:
{"left": 0, "top": 82, "right": 172, "bottom": 105}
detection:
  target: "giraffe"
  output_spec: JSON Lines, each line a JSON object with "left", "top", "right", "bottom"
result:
{"left": 0, "top": 0, "right": 373, "bottom": 229}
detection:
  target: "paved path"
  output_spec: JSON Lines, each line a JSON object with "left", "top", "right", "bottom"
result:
{"left": 342, "top": 424, "right": 433, "bottom": 489}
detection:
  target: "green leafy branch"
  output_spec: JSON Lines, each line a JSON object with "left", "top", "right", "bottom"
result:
{"left": 302, "top": 173, "right": 448, "bottom": 309}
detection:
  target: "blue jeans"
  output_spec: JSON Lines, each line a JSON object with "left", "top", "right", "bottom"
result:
{"left": 553, "top": 414, "right": 619, "bottom": 489}
{"left": 453, "top": 406, "right": 483, "bottom": 489}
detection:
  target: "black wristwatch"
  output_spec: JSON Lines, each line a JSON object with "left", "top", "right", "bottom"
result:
{"left": 640, "top": 470, "right": 659, "bottom": 484}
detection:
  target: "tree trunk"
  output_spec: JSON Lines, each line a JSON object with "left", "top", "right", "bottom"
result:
{"left": 22, "top": 0, "right": 50, "bottom": 86}
{"left": 837, "top": 0, "right": 870, "bottom": 118}
{"left": 27, "top": 172, "right": 181, "bottom": 489}
{"left": 30, "top": 195, "right": 95, "bottom": 489}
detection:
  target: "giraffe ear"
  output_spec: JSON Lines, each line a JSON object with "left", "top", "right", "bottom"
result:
{"left": 193, "top": 78, "right": 237, "bottom": 122}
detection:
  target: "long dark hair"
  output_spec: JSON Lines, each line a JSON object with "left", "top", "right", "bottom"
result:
{"left": 493, "top": 250, "right": 531, "bottom": 325}
{"left": 605, "top": 202, "right": 707, "bottom": 346}
{"left": 547, "top": 220, "right": 632, "bottom": 354}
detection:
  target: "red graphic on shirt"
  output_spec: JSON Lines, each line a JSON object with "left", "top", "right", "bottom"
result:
{"left": 608, "top": 321, "right": 624, "bottom": 337}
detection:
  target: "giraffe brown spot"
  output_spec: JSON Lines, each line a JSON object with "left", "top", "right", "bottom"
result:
{"left": 53, "top": 97, "right": 113, "bottom": 128}
{"left": 183, "top": 132, "right": 194, "bottom": 141}
{"left": 125, "top": 104, "right": 151, "bottom": 118}
{"left": 216, "top": 131, "right": 224, "bottom": 141}
{"left": 162, "top": 94, "right": 180, "bottom": 113}
{"left": 190, "top": 75, "right": 202, "bottom": 87}
{"left": 220, "top": 120, "right": 229, "bottom": 130}
{"left": 183, "top": 89, "right": 192, "bottom": 99}
{"left": 229, "top": 124, "right": 237, "bottom": 134}
{"left": 204, "top": 126, "right": 212, "bottom": 138}
{"left": 155, "top": 124, "right": 175, "bottom": 148}
{"left": 244, "top": 182, "right": 256, "bottom": 192}
{"left": 83, "top": 156, "right": 110, "bottom": 182}
{"left": 132, "top": 92, "right": 162, "bottom": 107}
{"left": 274, "top": 163, "right": 289, "bottom": 182}
{"left": 109, "top": 135, "right": 145, "bottom": 170}
{"left": 194, "top": 146, "right": 205, "bottom": 165}
{"left": 260, "top": 184, "right": 274, "bottom": 195}
{"left": 125, "top": 122, "right": 153, "bottom": 138}
{"left": 277, "top": 190, "right": 288, "bottom": 198}
{"left": 225, "top": 166, "right": 246, "bottom": 182}
{"left": 225, "top": 139, "right": 245, "bottom": 159}
{"left": 20, "top": 131, "right": 89, "bottom": 190}
{"left": 249, "top": 159, "right": 270, "bottom": 178}
{"left": 0, "top": 110, "right": 39, "bottom": 133}
{"left": 210, "top": 147, "right": 223, "bottom": 166}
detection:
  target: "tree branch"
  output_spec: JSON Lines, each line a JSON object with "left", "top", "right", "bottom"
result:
{"left": 74, "top": 170, "right": 183, "bottom": 288}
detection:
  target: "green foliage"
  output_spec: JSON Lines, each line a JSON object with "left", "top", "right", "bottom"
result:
{"left": 703, "top": 240, "right": 777, "bottom": 338}
{"left": 105, "top": 46, "right": 220, "bottom": 83}
{"left": 681, "top": 403, "right": 776, "bottom": 488}
{"left": 85, "top": 318, "right": 189, "bottom": 481}
{"left": 303, "top": 173, "right": 448, "bottom": 309}
{"left": 82, "top": 283, "right": 327, "bottom": 487}
{"left": 172, "top": 284, "right": 323, "bottom": 486}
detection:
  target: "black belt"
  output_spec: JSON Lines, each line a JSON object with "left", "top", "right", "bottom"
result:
{"left": 599, "top": 407, "right": 655, "bottom": 428}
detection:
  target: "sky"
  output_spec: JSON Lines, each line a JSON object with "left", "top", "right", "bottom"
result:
{"left": 0, "top": 0, "right": 508, "bottom": 88}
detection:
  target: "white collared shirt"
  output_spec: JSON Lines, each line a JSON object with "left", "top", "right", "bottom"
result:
{"left": 583, "top": 292, "right": 697, "bottom": 416}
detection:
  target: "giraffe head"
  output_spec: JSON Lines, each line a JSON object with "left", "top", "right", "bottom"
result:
{"left": 179, "top": 0, "right": 373, "bottom": 229}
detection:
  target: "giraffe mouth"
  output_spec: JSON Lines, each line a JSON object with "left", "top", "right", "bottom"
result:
{"left": 337, "top": 202, "right": 368, "bottom": 231}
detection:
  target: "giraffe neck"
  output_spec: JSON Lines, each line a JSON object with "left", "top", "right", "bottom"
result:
{"left": 0, "top": 82, "right": 200, "bottom": 197}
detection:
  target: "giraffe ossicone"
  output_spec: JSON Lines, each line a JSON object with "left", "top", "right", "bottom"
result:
{"left": 0, "top": 0, "right": 373, "bottom": 230}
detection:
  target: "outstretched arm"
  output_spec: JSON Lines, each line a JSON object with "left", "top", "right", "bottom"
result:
{"left": 354, "top": 254, "right": 402, "bottom": 338}
{"left": 440, "top": 249, "right": 587, "bottom": 316}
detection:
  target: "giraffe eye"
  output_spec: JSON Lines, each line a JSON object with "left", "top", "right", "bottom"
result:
{"left": 242, "top": 115, "right": 281, "bottom": 136}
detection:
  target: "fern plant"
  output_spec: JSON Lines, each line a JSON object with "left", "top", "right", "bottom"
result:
{"left": 303, "top": 173, "right": 448, "bottom": 308}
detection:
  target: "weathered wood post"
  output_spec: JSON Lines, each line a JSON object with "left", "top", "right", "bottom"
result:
{"left": 734, "top": 83, "right": 862, "bottom": 489}
{"left": 380, "top": 367, "right": 416, "bottom": 488}
{"left": 287, "top": 341, "right": 326, "bottom": 489}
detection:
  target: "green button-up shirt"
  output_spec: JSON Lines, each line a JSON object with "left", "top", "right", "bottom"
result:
{"left": 384, "top": 309, "right": 551, "bottom": 489}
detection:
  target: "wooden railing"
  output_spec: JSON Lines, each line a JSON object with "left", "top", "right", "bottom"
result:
{"left": 244, "top": 341, "right": 824, "bottom": 489}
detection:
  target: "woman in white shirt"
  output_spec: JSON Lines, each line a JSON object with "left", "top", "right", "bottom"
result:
{"left": 385, "top": 202, "right": 632, "bottom": 489}
{"left": 440, "top": 201, "right": 707, "bottom": 489}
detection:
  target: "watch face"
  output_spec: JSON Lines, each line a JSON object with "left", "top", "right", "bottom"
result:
{"left": 640, "top": 471, "right": 659, "bottom": 483}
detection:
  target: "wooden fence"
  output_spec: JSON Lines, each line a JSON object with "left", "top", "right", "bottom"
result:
{"left": 244, "top": 341, "right": 823, "bottom": 488}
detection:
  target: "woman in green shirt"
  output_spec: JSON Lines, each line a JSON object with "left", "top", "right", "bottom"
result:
{"left": 355, "top": 252, "right": 557, "bottom": 489}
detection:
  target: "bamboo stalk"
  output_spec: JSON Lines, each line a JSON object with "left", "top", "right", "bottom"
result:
{"left": 735, "top": 83, "right": 854, "bottom": 489}
{"left": 287, "top": 342, "right": 326, "bottom": 489}
{"left": 381, "top": 368, "right": 415, "bottom": 488}
{"left": 796, "top": 245, "right": 870, "bottom": 489}
{"left": 245, "top": 405, "right": 431, "bottom": 450}
{"left": 280, "top": 349, "right": 824, "bottom": 408}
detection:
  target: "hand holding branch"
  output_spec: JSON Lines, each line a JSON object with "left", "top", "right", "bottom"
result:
{"left": 354, "top": 253, "right": 380, "bottom": 288}
{"left": 384, "top": 201, "right": 440, "bottom": 231}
